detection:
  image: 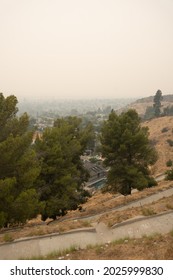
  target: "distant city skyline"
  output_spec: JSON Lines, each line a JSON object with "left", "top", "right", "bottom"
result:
{"left": 1, "top": 0, "right": 173, "bottom": 100}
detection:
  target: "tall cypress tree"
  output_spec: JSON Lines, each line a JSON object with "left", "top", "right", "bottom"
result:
{"left": 153, "top": 89, "right": 163, "bottom": 117}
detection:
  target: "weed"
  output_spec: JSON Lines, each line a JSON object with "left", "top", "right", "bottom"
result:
{"left": 141, "top": 207, "right": 156, "bottom": 216}
{"left": 81, "top": 220, "right": 91, "bottom": 227}
{"left": 166, "top": 204, "right": 173, "bottom": 210}
{"left": 107, "top": 220, "right": 113, "bottom": 228}
{"left": 112, "top": 237, "right": 130, "bottom": 245}
{"left": 143, "top": 232, "right": 161, "bottom": 240}
{"left": 166, "top": 159, "right": 173, "bottom": 167}
{"left": 95, "top": 244, "right": 104, "bottom": 255}
{"left": 3, "top": 233, "right": 14, "bottom": 242}
{"left": 167, "top": 139, "right": 173, "bottom": 147}
{"left": 46, "top": 245, "right": 78, "bottom": 259}
{"left": 161, "top": 127, "right": 169, "bottom": 133}
{"left": 27, "top": 245, "right": 78, "bottom": 260}
{"left": 27, "top": 228, "right": 44, "bottom": 237}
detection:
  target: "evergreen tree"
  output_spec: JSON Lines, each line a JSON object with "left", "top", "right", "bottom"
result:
{"left": 100, "top": 109, "right": 158, "bottom": 195}
{"left": 144, "top": 106, "right": 155, "bottom": 120}
{"left": 0, "top": 93, "right": 42, "bottom": 227}
{"left": 153, "top": 89, "right": 163, "bottom": 117}
{"left": 35, "top": 116, "right": 94, "bottom": 220}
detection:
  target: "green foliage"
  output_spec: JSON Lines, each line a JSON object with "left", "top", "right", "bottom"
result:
{"left": 11, "top": 189, "right": 44, "bottom": 224}
{"left": 147, "top": 176, "right": 157, "bottom": 188}
{"left": 89, "top": 157, "right": 98, "bottom": 163}
{"left": 165, "top": 169, "right": 173, "bottom": 180}
{"left": 36, "top": 116, "right": 93, "bottom": 220}
{"left": 161, "top": 127, "right": 169, "bottom": 133}
{"left": 167, "top": 139, "right": 173, "bottom": 147}
{"left": 153, "top": 89, "right": 163, "bottom": 117}
{"left": 0, "top": 93, "right": 41, "bottom": 227}
{"left": 166, "top": 159, "right": 173, "bottom": 167}
{"left": 3, "top": 233, "right": 14, "bottom": 242}
{"left": 100, "top": 109, "right": 158, "bottom": 195}
{"left": 163, "top": 105, "right": 173, "bottom": 116}
{"left": 141, "top": 207, "right": 156, "bottom": 216}
{"left": 144, "top": 106, "right": 155, "bottom": 120}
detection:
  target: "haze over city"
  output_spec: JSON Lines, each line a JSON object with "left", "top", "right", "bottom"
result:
{"left": 1, "top": 0, "right": 173, "bottom": 101}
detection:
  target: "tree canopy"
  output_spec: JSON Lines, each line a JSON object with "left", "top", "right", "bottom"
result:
{"left": 0, "top": 93, "right": 42, "bottom": 227}
{"left": 0, "top": 93, "right": 95, "bottom": 227}
{"left": 35, "top": 116, "right": 94, "bottom": 220}
{"left": 100, "top": 109, "right": 158, "bottom": 195}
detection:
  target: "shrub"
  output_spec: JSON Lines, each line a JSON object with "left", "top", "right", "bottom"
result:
{"left": 166, "top": 169, "right": 173, "bottom": 180}
{"left": 147, "top": 177, "right": 158, "bottom": 188}
{"left": 167, "top": 139, "right": 173, "bottom": 147}
{"left": 166, "top": 159, "right": 173, "bottom": 167}
{"left": 141, "top": 208, "right": 156, "bottom": 216}
{"left": 161, "top": 127, "right": 169, "bottom": 133}
{"left": 89, "top": 157, "right": 98, "bottom": 163}
{"left": 3, "top": 233, "right": 14, "bottom": 242}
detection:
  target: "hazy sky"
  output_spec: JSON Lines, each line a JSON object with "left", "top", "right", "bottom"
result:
{"left": 1, "top": 0, "right": 173, "bottom": 100}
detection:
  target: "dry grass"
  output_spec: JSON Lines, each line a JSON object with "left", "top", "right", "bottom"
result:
{"left": 0, "top": 219, "right": 92, "bottom": 244}
{"left": 142, "top": 116, "right": 173, "bottom": 176}
{"left": 64, "top": 180, "right": 172, "bottom": 220}
{"left": 32, "top": 231, "right": 173, "bottom": 260}
{"left": 98, "top": 195, "right": 173, "bottom": 227}
{"left": 0, "top": 183, "right": 172, "bottom": 244}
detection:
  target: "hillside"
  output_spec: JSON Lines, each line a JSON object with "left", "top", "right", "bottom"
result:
{"left": 117, "top": 94, "right": 173, "bottom": 117}
{"left": 143, "top": 116, "right": 173, "bottom": 176}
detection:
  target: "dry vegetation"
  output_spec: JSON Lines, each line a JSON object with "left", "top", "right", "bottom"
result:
{"left": 143, "top": 116, "right": 173, "bottom": 176}
{"left": 58, "top": 232, "right": 173, "bottom": 260}
{"left": 98, "top": 194, "right": 173, "bottom": 227}
{"left": 0, "top": 180, "right": 172, "bottom": 244}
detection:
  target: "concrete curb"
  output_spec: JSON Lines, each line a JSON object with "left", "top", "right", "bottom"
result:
{"left": 112, "top": 210, "right": 173, "bottom": 229}
{"left": 0, "top": 227, "right": 96, "bottom": 247}
{"left": 49, "top": 185, "right": 173, "bottom": 223}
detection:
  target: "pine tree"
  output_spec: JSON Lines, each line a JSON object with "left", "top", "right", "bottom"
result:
{"left": 35, "top": 116, "right": 94, "bottom": 220}
{"left": 0, "top": 93, "right": 42, "bottom": 227}
{"left": 100, "top": 109, "right": 158, "bottom": 195}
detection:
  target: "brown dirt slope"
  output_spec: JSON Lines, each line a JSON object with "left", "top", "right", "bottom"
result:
{"left": 143, "top": 116, "right": 173, "bottom": 176}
